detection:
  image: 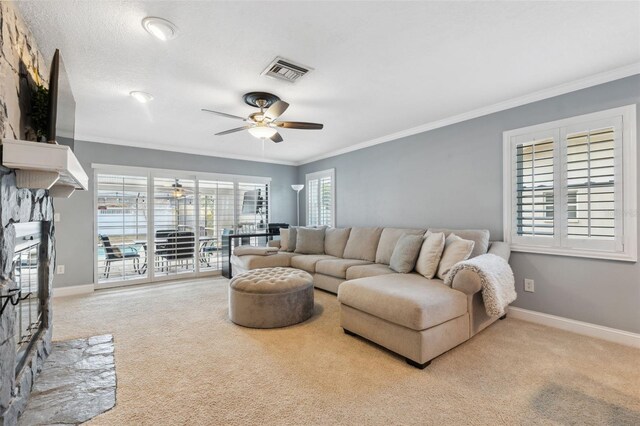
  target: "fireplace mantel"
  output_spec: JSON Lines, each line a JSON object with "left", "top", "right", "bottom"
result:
{"left": 1, "top": 139, "right": 88, "bottom": 198}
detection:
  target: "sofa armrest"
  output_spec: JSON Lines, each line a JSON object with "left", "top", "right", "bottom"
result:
{"left": 488, "top": 241, "right": 510, "bottom": 262}
{"left": 451, "top": 245, "right": 511, "bottom": 295}
{"left": 450, "top": 269, "right": 483, "bottom": 295}
{"left": 268, "top": 240, "right": 281, "bottom": 248}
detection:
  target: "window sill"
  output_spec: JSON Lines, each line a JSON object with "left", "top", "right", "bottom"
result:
{"left": 510, "top": 244, "right": 637, "bottom": 262}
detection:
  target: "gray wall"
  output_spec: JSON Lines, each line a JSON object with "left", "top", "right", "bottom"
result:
{"left": 298, "top": 75, "right": 640, "bottom": 334}
{"left": 54, "top": 141, "right": 298, "bottom": 288}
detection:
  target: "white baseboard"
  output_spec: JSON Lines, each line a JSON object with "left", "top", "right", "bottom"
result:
{"left": 508, "top": 307, "right": 640, "bottom": 349}
{"left": 53, "top": 284, "right": 95, "bottom": 298}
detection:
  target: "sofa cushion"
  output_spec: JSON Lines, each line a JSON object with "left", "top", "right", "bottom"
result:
{"left": 324, "top": 227, "right": 351, "bottom": 257}
{"left": 345, "top": 263, "right": 396, "bottom": 280}
{"left": 290, "top": 254, "right": 337, "bottom": 273}
{"left": 295, "top": 227, "right": 326, "bottom": 254}
{"left": 337, "top": 273, "right": 467, "bottom": 331}
{"left": 436, "top": 234, "right": 475, "bottom": 281}
{"left": 389, "top": 234, "right": 423, "bottom": 273}
{"left": 342, "top": 227, "right": 383, "bottom": 261}
{"left": 316, "top": 258, "right": 372, "bottom": 279}
{"left": 287, "top": 226, "right": 299, "bottom": 252}
{"left": 279, "top": 228, "right": 290, "bottom": 251}
{"left": 231, "top": 252, "right": 295, "bottom": 271}
{"left": 428, "top": 228, "right": 489, "bottom": 258}
{"left": 415, "top": 232, "right": 445, "bottom": 279}
{"left": 375, "top": 228, "right": 426, "bottom": 264}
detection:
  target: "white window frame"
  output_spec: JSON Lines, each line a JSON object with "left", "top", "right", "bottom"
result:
{"left": 305, "top": 168, "right": 336, "bottom": 227}
{"left": 503, "top": 105, "right": 637, "bottom": 262}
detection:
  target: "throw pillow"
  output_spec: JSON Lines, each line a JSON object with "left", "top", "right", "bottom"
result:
{"left": 324, "top": 227, "right": 351, "bottom": 257}
{"left": 287, "top": 226, "right": 298, "bottom": 252}
{"left": 342, "top": 227, "right": 384, "bottom": 261}
{"left": 427, "top": 229, "right": 490, "bottom": 258}
{"left": 415, "top": 232, "right": 445, "bottom": 279}
{"left": 295, "top": 227, "right": 326, "bottom": 254}
{"left": 437, "top": 233, "right": 475, "bottom": 281}
{"left": 389, "top": 234, "right": 424, "bottom": 273}
{"left": 279, "top": 228, "right": 289, "bottom": 251}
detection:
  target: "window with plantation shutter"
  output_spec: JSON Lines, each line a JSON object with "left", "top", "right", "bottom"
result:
{"left": 504, "top": 105, "right": 637, "bottom": 262}
{"left": 306, "top": 169, "right": 335, "bottom": 227}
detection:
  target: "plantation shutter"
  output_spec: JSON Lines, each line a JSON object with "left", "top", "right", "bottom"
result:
{"left": 307, "top": 178, "right": 320, "bottom": 226}
{"left": 319, "top": 174, "right": 333, "bottom": 226}
{"left": 306, "top": 169, "right": 335, "bottom": 227}
{"left": 561, "top": 117, "right": 623, "bottom": 252}
{"left": 198, "top": 179, "right": 235, "bottom": 270}
{"left": 152, "top": 177, "right": 197, "bottom": 278}
{"left": 236, "top": 181, "right": 270, "bottom": 233}
{"left": 96, "top": 173, "right": 148, "bottom": 282}
{"left": 511, "top": 130, "right": 558, "bottom": 245}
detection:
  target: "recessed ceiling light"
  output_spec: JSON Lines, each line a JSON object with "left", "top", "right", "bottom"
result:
{"left": 130, "top": 91, "right": 154, "bottom": 103}
{"left": 142, "top": 17, "right": 178, "bottom": 41}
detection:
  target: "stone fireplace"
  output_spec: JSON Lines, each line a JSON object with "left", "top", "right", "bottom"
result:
{"left": 0, "top": 168, "right": 55, "bottom": 425}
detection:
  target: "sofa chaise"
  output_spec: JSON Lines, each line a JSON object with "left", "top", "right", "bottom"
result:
{"left": 231, "top": 227, "right": 511, "bottom": 368}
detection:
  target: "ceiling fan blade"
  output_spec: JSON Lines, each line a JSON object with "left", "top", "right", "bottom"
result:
{"left": 264, "top": 101, "right": 289, "bottom": 121}
{"left": 215, "top": 125, "right": 252, "bottom": 136}
{"left": 275, "top": 121, "right": 323, "bottom": 130}
{"left": 202, "top": 109, "right": 247, "bottom": 121}
{"left": 270, "top": 132, "right": 283, "bottom": 143}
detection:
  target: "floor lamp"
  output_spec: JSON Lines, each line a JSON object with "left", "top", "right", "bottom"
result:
{"left": 291, "top": 184, "right": 304, "bottom": 226}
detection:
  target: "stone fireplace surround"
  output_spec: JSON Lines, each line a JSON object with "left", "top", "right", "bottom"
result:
{"left": 0, "top": 167, "right": 54, "bottom": 425}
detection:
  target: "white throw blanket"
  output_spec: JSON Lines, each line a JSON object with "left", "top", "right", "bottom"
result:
{"left": 233, "top": 246, "right": 279, "bottom": 256}
{"left": 444, "top": 254, "right": 516, "bottom": 317}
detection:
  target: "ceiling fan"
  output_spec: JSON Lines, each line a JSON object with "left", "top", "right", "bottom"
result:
{"left": 202, "top": 92, "right": 323, "bottom": 143}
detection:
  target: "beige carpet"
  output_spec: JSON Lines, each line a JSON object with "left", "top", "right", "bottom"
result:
{"left": 52, "top": 278, "right": 640, "bottom": 425}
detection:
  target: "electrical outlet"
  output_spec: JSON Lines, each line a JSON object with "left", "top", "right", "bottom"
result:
{"left": 524, "top": 278, "right": 535, "bottom": 292}
{"left": 57, "top": 265, "right": 65, "bottom": 274}
{"left": 54, "top": 213, "right": 61, "bottom": 223}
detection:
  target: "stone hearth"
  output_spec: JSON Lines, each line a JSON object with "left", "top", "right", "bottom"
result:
{"left": 19, "top": 335, "right": 116, "bottom": 425}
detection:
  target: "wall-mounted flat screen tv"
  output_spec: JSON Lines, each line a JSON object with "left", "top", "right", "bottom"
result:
{"left": 46, "top": 49, "right": 76, "bottom": 149}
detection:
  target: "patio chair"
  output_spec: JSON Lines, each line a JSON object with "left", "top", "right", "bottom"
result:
{"left": 157, "top": 231, "right": 196, "bottom": 271}
{"left": 99, "top": 234, "right": 140, "bottom": 279}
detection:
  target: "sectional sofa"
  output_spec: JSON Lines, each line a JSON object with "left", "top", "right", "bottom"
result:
{"left": 231, "top": 227, "right": 511, "bottom": 368}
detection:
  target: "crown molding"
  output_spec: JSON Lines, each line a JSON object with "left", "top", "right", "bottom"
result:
{"left": 296, "top": 62, "right": 640, "bottom": 165}
{"left": 74, "top": 133, "right": 299, "bottom": 166}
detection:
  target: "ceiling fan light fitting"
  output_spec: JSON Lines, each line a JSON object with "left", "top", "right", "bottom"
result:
{"left": 248, "top": 126, "right": 277, "bottom": 139}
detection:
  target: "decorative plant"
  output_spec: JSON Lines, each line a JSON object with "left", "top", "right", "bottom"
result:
{"left": 31, "top": 84, "right": 49, "bottom": 141}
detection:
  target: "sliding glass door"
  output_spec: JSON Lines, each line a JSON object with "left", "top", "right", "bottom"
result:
{"left": 96, "top": 174, "right": 148, "bottom": 284}
{"left": 95, "top": 167, "right": 271, "bottom": 287}
{"left": 199, "top": 180, "right": 235, "bottom": 271}
{"left": 153, "top": 177, "right": 197, "bottom": 279}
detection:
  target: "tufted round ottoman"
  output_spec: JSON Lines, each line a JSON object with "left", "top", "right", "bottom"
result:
{"left": 229, "top": 267, "right": 314, "bottom": 328}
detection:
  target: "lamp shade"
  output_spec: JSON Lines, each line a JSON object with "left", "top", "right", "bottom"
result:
{"left": 291, "top": 184, "right": 304, "bottom": 191}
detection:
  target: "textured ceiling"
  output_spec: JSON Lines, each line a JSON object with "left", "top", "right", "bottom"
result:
{"left": 17, "top": 1, "right": 640, "bottom": 165}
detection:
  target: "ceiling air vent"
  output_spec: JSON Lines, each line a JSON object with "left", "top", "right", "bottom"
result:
{"left": 261, "top": 57, "right": 312, "bottom": 83}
